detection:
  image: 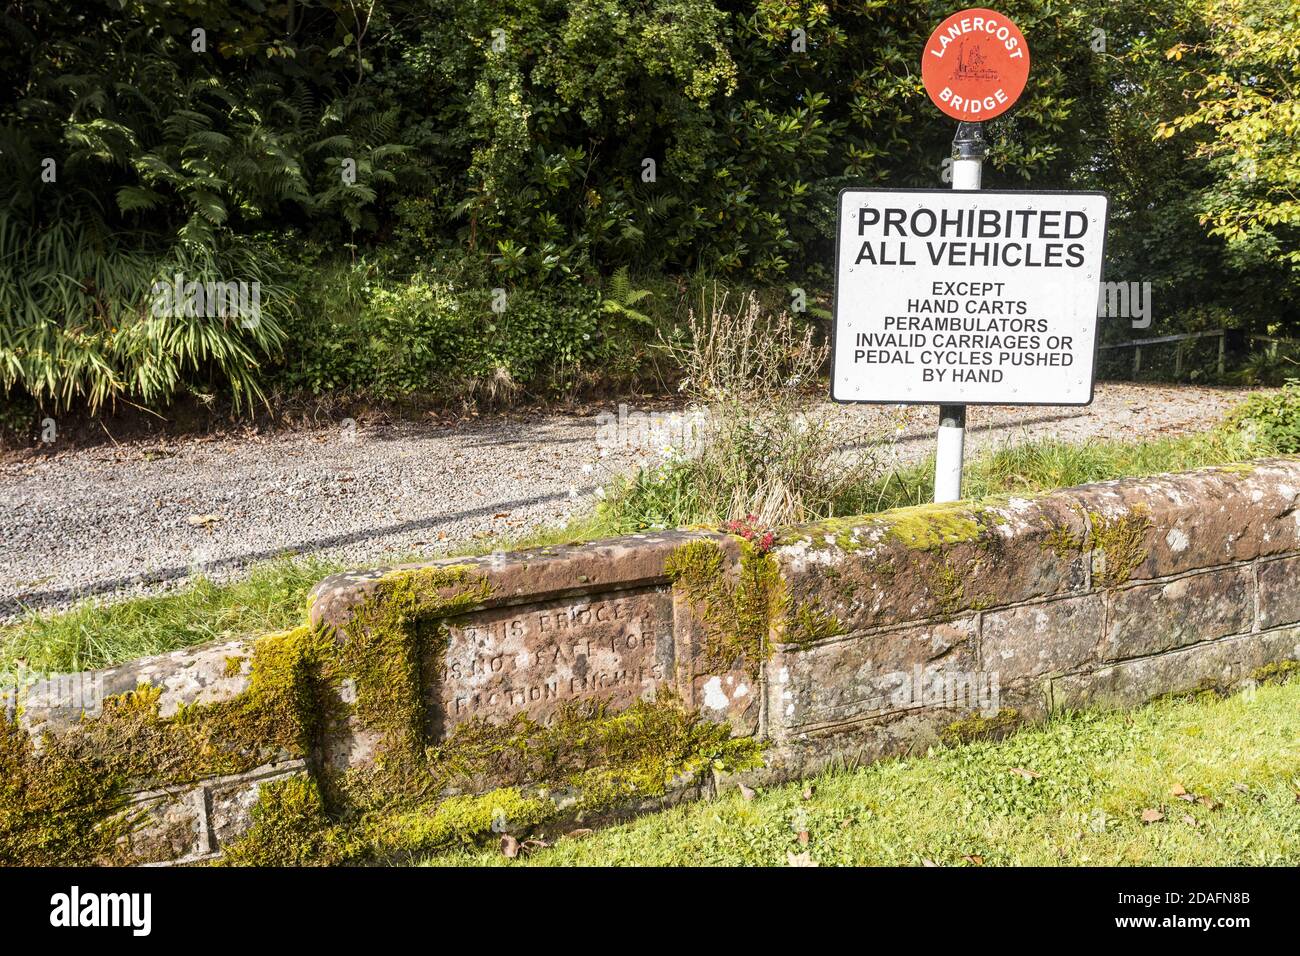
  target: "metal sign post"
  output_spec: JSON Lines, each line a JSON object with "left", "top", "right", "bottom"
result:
{"left": 935, "top": 121, "right": 988, "bottom": 503}
{"left": 920, "top": 6, "right": 1030, "bottom": 504}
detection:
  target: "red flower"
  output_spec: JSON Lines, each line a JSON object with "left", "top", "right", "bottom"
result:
{"left": 721, "top": 515, "right": 776, "bottom": 553}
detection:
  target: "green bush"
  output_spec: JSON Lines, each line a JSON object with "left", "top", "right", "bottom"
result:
{"left": 277, "top": 258, "right": 647, "bottom": 400}
{"left": 1227, "top": 383, "right": 1300, "bottom": 454}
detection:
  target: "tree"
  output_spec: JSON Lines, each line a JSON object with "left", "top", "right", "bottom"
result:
{"left": 1161, "top": 0, "right": 1300, "bottom": 276}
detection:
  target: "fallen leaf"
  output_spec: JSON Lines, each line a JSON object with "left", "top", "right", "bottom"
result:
{"left": 520, "top": 839, "right": 550, "bottom": 853}
{"left": 186, "top": 513, "right": 221, "bottom": 528}
{"left": 493, "top": 512, "right": 510, "bottom": 518}
{"left": 500, "top": 834, "right": 520, "bottom": 858}
{"left": 565, "top": 828, "right": 593, "bottom": 840}
{"left": 1140, "top": 808, "right": 1165, "bottom": 824}
{"left": 962, "top": 854, "right": 984, "bottom": 866}
{"left": 1197, "top": 796, "right": 1221, "bottom": 810}
{"left": 738, "top": 784, "right": 756, "bottom": 802}
{"left": 1170, "top": 783, "right": 1187, "bottom": 797}
{"left": 921, "top": 858, "right": 939, "bottom": 867}
{"left": 1008, "top": 767, "right": 1042, "bottom": 780}
{"left": 797, "top": 830, "right": 810, "bottom": 846}
{"left": 786, "top": 851, "right": 818, "bottom": 867}
{"left": 1181, "top": 814, "right": 1199, "bottom": 827}
{"left": 802, "top": 785, "right": 816, "bottom": 800}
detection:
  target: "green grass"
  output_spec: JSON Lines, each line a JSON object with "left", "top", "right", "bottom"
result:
{"left": 844, "top": 424, "right": 1268, "bottom": 514}
{"left": 595, "top": 409, "right": 1276, "bottom": 531}
{"left": 424, "top": 679, "right": 1300, "bottom": 867}
{"left": 0, "top": 557, "right": 340, "bottom": 681}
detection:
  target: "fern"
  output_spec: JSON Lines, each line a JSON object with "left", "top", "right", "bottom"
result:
{"left": 600, "top": 266, "right": 655, "bottom": 325}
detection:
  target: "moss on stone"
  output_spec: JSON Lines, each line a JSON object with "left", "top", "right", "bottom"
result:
{"left": 221, "top": 777, "right": 557, "bottom": 867}
{"left": 879, "top": 502, "right": 986, "bottom": 551}
{"left": 1251, "top": 659, "right": 1299, "bottom": 685}
{"left": 788, "top": 604, "right": 846, "bottom": 645}
{"left": 0, "top": 715, "right": 135, "bottom": 865}
{"left": 426, "top": 692, "right": 757, "bottom": 794}
{"left": 332, "top": 565, "right": 491, "bottom": 762}
{"left": 0, "top": 623, "right": 325, "bottom": 865}
{"left": 931, "top": 558, "right": 992, "bottom": 619}
{"left": 221, "top": 692, "right": 762, "bottom": 865}
{"left": 798, "top": 502, "right": 991, "bottom": 556}
{"left": 1151, "top": 681, "right": 1227, "bottom": 705}
{"left": 940, "top": 708, "right": 1021, "bottom": 746}
{"left": 309, "top": 565, "right": 495, "bottom": 810}
{"left": 1044, "top": 523, "right": 1085, "bottom": 560}
{"left": 218, "top": 775, "right": 352, "bottom": 867}
{"left": 3, "top": 556, "right": 768, "bottom": 867}
{"left": 220, "top": 558, "right": 763, "bottom": 865}
{"left": 664, "top": 539, "right": 784, "bottom": 679}
{"left": 1089, "top": 507, "right": 1152, "bottom": 587}
{"left": 365, "top": 789, "right": 557, "bottom": 860}
{"left": 0, "top": 564, "right": 495, "bottom": 866}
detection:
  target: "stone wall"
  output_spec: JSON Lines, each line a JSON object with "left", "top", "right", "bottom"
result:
{"left": 4, "top": 459, "right": 1298, "bottom": 865}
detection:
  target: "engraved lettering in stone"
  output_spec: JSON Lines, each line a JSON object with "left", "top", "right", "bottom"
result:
{"left": 435, "top": 590, "right": 674, "bottom": 735}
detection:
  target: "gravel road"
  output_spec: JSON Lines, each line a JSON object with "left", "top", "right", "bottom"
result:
{"left": 0, "top": 383, "right": 1252, "bottom": 617}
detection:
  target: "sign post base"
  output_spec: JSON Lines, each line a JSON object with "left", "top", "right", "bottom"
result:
{"left": 935, "top": 404, "right": 967, "bottom": 502}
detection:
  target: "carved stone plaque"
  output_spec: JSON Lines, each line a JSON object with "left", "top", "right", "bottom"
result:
{"left": 432, "top": 586, "right": 676, "bottom": 734}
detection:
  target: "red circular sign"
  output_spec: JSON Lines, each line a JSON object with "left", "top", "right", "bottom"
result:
{"left": 922, "top": 8, "right": 1030, "bottom": 121}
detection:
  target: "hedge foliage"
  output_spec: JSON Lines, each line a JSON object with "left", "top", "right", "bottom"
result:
{"left": 1, "top": 0, "right": 1297, "bottom": 412}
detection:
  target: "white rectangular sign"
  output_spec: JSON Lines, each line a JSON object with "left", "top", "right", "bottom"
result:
{"left": 831, "top": 188, "right": 1109, "bottom": 405}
